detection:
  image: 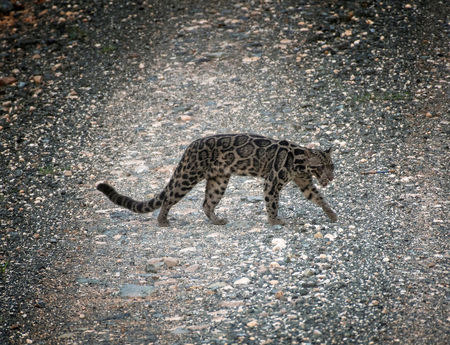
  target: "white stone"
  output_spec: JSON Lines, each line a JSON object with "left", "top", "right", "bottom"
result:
{"left": 234, "top": 277, "right": 250, "bottom": 285}
{"left": 180, "top": 247, "right": 196, "bottom": 253}
{"left": 302, "top": 268, "right": 315, "bottom": 277}
{"left": 271, "top": 238, "right": 287, "bottom": 251}
{"left": 269, "top": 262, "right": 284, "bottom": 271}
{"left": 134, "top": 165, "right": 149, "bottom": 174}
{"left": 324, "top": 233, "right": 336, "bottom": 241}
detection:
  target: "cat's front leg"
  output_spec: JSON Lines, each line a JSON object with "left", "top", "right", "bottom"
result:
{"left": 321, "top": 202, "right": 337, "bottom": 222}
{"left": 294, "top": 177, "right": 337, "bottom": 222}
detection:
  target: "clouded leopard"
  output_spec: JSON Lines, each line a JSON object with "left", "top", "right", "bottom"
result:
{"left": 97, "top": 133, "right": 337, "bottom": 226}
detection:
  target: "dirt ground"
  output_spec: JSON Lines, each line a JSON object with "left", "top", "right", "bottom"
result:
{"left": 1, "top": 1, "right": 448, "bottom": 344}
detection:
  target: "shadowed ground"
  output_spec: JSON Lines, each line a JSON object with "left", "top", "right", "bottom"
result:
{"left": 1, "top": 1, "right": 448, "bottom": 344}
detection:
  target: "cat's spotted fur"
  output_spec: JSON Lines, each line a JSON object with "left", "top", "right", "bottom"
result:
{"left": 97, "top": 134, "right": 336, "bottom": 226}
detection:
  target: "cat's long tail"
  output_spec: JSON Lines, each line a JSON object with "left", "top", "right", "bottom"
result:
{"left": 96, "top": 183, "right": 164, "bottom": 213}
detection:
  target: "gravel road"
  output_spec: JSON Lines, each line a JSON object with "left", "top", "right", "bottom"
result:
{"left": 1, "top": 1, "right": 448, "bottom": 344}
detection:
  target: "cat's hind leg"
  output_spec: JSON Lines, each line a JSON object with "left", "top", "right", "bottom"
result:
{"left": 263, "top": 179, "right": 286, "bottom": 226}
{"left": 157, "top": 169, "right": 205, "bottom": 226}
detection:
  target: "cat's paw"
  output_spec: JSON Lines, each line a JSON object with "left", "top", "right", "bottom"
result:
{"left": 269, "top": 217, "right": 286, "bottom": 226}
{"left": 157, "top": 218, "right": 170, "bottom": 227}
{"left": 327, "top": 210, "right": 337, "bottom": 222}
{"left": 211, "top": 218, "right": 228, "bottom": 225}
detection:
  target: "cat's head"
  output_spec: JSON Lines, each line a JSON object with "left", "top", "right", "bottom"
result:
{"left": 308, "top": 147, "right": 334, "bottom": 187}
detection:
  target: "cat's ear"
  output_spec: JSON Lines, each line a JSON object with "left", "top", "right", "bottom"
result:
{"left": 325, "top": 146, "right": 333, "bottom": 154}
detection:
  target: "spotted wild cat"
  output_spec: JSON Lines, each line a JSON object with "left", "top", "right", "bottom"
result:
{"left": 97, "top": 133, "right": 337, "bottom": 226}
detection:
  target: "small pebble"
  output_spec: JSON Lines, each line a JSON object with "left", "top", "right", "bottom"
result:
{"left": 163, "top": 257, "right": 179, "bottom": 268}
{"left": 246, "top": 320, "right": 258, "bottom": 327}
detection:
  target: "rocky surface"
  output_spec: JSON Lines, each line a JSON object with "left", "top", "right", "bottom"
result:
{"left": 1, "top": 0, "right": 448, "bottom": 344}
